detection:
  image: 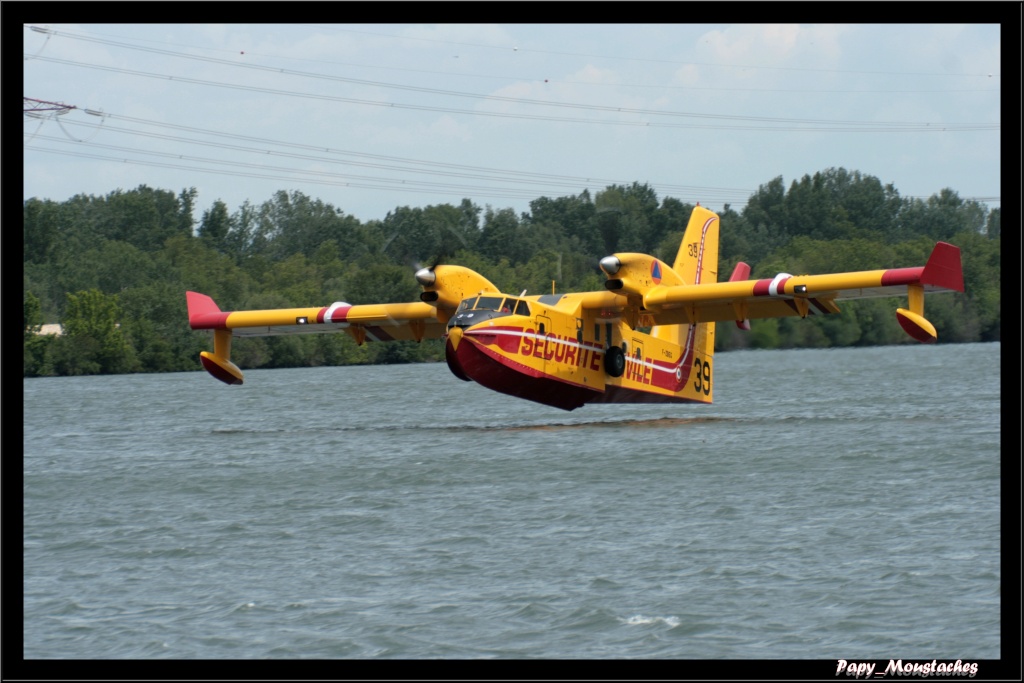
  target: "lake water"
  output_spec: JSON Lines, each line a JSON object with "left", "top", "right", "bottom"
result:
{"left": 21, "top": 343, "right": 1003, "bottom": 670}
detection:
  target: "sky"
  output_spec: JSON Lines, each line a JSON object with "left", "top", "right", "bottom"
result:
{"left": 21, "top": 21, "right": 1005, "bottom": 226}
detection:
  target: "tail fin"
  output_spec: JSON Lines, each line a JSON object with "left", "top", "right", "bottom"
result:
{"left": 653, "top": 206, "right": 720, "bottom": 397}
{"left": 671, "top": 205, "right": 720, "bottom": 286}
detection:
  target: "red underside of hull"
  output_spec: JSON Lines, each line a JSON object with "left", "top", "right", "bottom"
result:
{"left": 447, "top": 337, "right": 699, "bottom": 411}
{"left": 450, "top": 337, "right": 596, "bottom": 410}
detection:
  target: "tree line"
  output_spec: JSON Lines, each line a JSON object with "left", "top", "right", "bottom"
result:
{"left": 23, "top": 167, "right": 1000, "bottom": 378}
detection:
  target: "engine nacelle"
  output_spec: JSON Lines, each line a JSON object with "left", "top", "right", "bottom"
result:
{"left": 416, "top": 265, "right": 501, "bottom": 311}
{"left": 600, "top": 253, "right": 686, "bottom": 297}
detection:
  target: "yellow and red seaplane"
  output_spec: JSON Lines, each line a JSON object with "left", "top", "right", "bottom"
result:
{"left": 187, "top": 206, "right": 964, "bottom": 411}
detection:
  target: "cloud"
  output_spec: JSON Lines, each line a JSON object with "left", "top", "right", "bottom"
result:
{"left": 696, "top": 24, "right": 843, "bottom": 77}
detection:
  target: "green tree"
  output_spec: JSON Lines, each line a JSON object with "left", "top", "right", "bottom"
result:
{"left": 514, "top": 250, "right": 569, "bottom": 295}
{"left": 716, "top": 203, "right": 761, "bottom": 273}
{"left": 651, "top": 197, "right": 695, "bottom": 263}
{"left": 594, "top": 182, "right": 660, "bottom": 253}
{"left": 21, "top": 173, "right": 999, "bottom": 378}
{"left": 256, "top": 190, "right": 371, "bottom": 261}
{"left": 984, "top": 208, "right": 1000, "bottom": 238}
{"left": 222, "top": 200, "right": 263, "bottom": 262}
{"left": 831, "top": 169, "right": 902, "bottom": 238}
{"left": 198, "top": 199, "right": 231, "bottom": 253}
{"left": 160, "top": 234, "right": 253, "bottom": 308}
{"left": 100, "top": 185, "right": 196, "bottom": 251}
{"left": 262, "top": 253, "right": 325, "bottom": 305}
{"left": 308, "top": 333, "right": 372, "bottom": 367}
{"left": 342, "top": 261, "right": 420, "bottom": 304}
{"left": 380, "top": 202, "right": 479, "bottom": 267}
{"left": 57, "top": 289, "right": 137, "bottom": 374}
{"left": 311, "top": 239, "right": 351, "bottom": 302}
{"left": 785, "top": 168, "right": 903, "bottom": 241}
{"left": 90, "top": 241, "right": 158, "bottom": 294}
{"left": 948, "top": 230, "right": 1000, "bottom": 341}
{"left": 748, "top": 318, "right": 781, "bottom": 349}
{"left": 368, "top": 339, "right": 444, "bottom": 364}
{"left": 479, "top": 206, "right": 526, "bottom": 263}
{"left": 740, "top": 176, "right": 787, "bottom": 254}
{"left": 23, "top": 198, "right": 65, "bottom": 265}
{"left": 23, "top": 289, "right": 43, "bottom": 340}
{"left": 527, "top": 191, "right": 597, "bottom": 255}
{"left": 896, "top": 190, "right": 987, "bottom": 242}
{"left": 23, "top": 290, "right": 52, "bottom": 376}
{"left": 120, "top": 281, "right": 206, "bottom": 373}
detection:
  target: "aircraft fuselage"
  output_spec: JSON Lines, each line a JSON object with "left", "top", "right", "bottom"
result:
{"left": 444, "top": 292, "right": 712, "bottom": 411}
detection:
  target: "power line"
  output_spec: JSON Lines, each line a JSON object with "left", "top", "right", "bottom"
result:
{"left": 25, "top": 132, "right": 756, "bottom": 205}
{"left": 33, "top": 24, "right": 1003, "bottom": 83}
{"left": 26, "top": 55, "right": 1001, "bottom": 133}
{"left": 24, "top": 24, "right": 1002, "bottom": 132}
{"left": 23, "top": 26, "right": 1002, "bottom": 212}
{"left": 40, "top": 25, "right": 1000, "bottom": 97}
{"left": 23, "top": 102, "right": 1000, "bottom": 207}
{"left": 24, "top": 140, "right": 998, "bottom": 208}
{"left": 26, "top": 112, "right": 757, "bottom": 198}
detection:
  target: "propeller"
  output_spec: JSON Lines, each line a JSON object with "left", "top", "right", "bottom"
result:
{"left": 415, "top": 265, "right": 437, "bottom": 287}
{"left": 414, "top": 253, "right": 445, "bottom": 287}
{"left": 387, "top": 216, "right": 470, "bottom": 288}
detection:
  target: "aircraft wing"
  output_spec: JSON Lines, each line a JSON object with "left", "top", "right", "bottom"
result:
{"left": 187, "top": 292, "right": 446, "bottom": 342}
{"left": 641, "top": 241, "right": 964, "bottom": 341}
{"left": 186, "top": 292, "right": 446, "bottom": 383}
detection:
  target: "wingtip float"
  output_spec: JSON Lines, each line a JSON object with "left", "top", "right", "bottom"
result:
{"left": 187, "top": 206, "right": 964, "bottom": 410}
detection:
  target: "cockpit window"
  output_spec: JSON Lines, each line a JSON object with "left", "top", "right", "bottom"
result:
{"left": 475, "top": 296, "right": 505, "bottom": 311}
{"left": 457, "top": 296, "right": 531, "bottom": 315}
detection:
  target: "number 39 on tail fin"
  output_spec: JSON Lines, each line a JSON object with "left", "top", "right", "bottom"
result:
{"left": 187, "top": 206, "right": 964, "bottom": 410}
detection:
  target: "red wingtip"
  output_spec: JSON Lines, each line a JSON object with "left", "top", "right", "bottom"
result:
{"left": 729, "top": 262, "right": 752, "bottom": 330}
{"left": 186, "top": 291, "right": 230, "bottom": 329}
{"left": 921, "top": 243, "right": 964, "bottom": 293}
{"left": 728, "top": 262, "right": 751, "bottom": 282}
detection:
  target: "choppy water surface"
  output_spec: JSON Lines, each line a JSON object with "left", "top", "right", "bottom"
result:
{"left": 23, "top": 343, "right": 1001, "bottom": 661}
